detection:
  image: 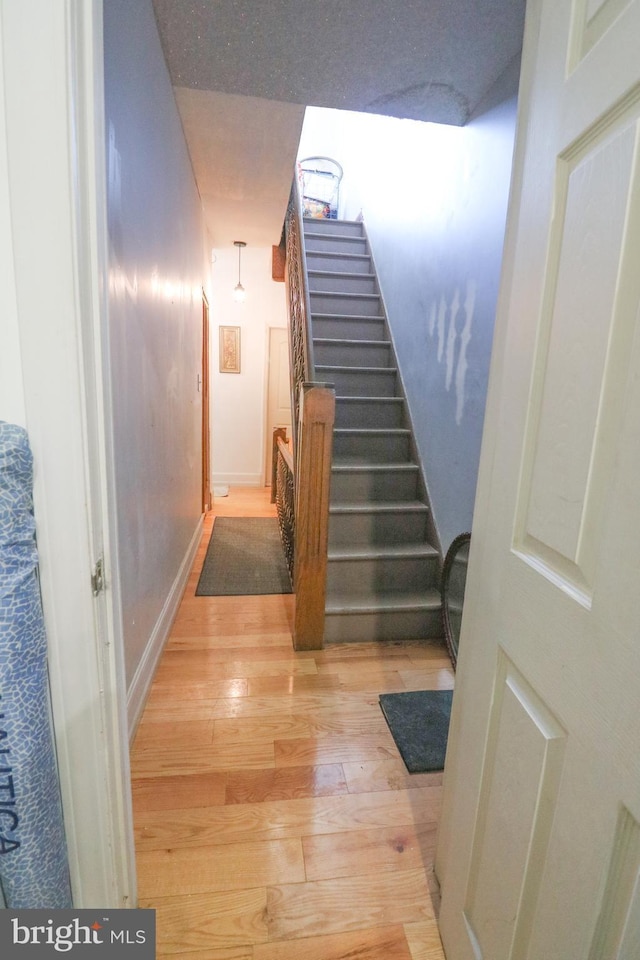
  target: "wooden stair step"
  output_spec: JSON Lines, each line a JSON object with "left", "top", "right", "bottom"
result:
{"left": 323, "top": 589, "right": 444, "bottom": 643}
{"left": 303, "top": 218, "right": 364, "bottom": 238}
{"left": 306, "top": 251, "right": 372, "bottom": 274}
{"left": 310, "top": 290, "right": 380, "bottom": 299}
{"left": 325, "top": 589, "right": 441, "bottom": 615}
{"left": 316, "top": 365, "right": 398, "bottom": 397}
{"left": 328, "top": 543, "right": 439, "bottom": 561}
{"left": 317, "top": 365, "right": 396, "bottom": 374}
{"left": 334, "top": 428, "right": 410, "bottom": 437}
{"left": 311, "top": 312, "right": 384, "bottom": 322}
{"left": 311, "top": 314, "right": 387, "bottom": 341}
{"left": 308, "top": 271, "right": 378, "bottom": 295}
{"left": 308, "top": 269, "right": 376, "bottom": 281}
{"left": 310, "top": 291, "right": 383, "bottom": 318}
{"left": 330, "top": 500, "right": 428, "bottom": 514}
{"left": 334, "top": 397, "right": 405, "bottom": 429}
{"left": 305, "top": 234, "right": 369, "bottom": 255}
{"left": 314, "top": 337, "right": 391, "bottom": 348}
{"left": 330, "top": 462, "right": 420, "bottom": 501}
{"left": 332, "top": 429, "right": 411, "bottom": 463}
{"left": 331, "top": 461, "right": 418, "bottom": 472}
{"left": 314, "top": 338, "right": 392, "bottom": 368}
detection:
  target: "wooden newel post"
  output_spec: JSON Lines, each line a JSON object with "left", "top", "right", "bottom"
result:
{"left": 293, "top": 382, "right": 335, "bottom": 650}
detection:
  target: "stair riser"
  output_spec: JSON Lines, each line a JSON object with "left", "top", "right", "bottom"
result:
{"left": 309, "top": 293, "right": 382, "bottom": 316}
{"left": 312, "top": 317, "right": 387, "bottom": 341}
{"left": 306, "top": 253, "right": 371, "bottom": 274}
{"left": 330, "top": 469, "right": 419, "bottom": 501}
{"left": 304, "top": 220, "right": 363, "bottom": 237}
{"left": 324, "top": 608, "right": 443, "bottom": 643}
{"left": 334, "top": 400, "right": 404, "bottom": 429}
{"left": 305, "top": 235, "right": 368, "bottom": 255}
{"left": 314, "top": 342, "right": 391, "bottom": 367}
{"left": 329, "top": 511, "right": 428, "bottom": 545}
{"left": 326, "top": 556, "right": 439, "bottom": 595}
{"left": 316, "top": 368, "right": 397, "bottom": 397}
{"left": 308, "top": 274, "right": 377, "bottom": 295}
{"left": 333, "top": 432, "right": 411, "bottom": 463}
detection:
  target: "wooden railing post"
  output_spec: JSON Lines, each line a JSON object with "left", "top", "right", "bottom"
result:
{"left": 293, "top": 382, "right": 335, "bottom": 650}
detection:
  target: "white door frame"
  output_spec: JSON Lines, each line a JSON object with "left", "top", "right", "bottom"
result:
{"left": 2, "top": 0, "right": 134, "bottom": 906}
{"left": 264, "top": 325, "right": 292, "bottom": 485}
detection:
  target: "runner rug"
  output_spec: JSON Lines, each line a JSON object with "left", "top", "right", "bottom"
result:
{"left": 195, "top": 517, "right": 292, "bottom": 596}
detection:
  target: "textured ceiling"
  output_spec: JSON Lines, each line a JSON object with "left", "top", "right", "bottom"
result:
{"left": 152, "top": 0, "right": 526, "bottom": 247}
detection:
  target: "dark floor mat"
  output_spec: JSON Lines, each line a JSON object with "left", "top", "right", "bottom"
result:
{"left": 195, "top": 517, "right": 292, "bottom": 596}
{"left": 379, "top": 689, "right": 453, "bottom": 772}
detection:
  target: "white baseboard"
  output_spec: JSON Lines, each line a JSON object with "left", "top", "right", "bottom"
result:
{"left": 212, "top": 472, "right": 263, "bottom": 486}
{"left": 126, "top": 516, "right": 203, "bottom": 738}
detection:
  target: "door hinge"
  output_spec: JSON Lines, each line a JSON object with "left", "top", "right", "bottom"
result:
{"left": 91, "top": 557, "right": 105, "bottom": 597}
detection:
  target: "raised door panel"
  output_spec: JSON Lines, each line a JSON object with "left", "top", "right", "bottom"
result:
{"left": 436, "top": 1, "right": 640, "bottom": 958}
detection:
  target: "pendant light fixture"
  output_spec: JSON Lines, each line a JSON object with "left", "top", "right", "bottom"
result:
{"left": 233, "top": 241, "right": 247, "bottom": 302}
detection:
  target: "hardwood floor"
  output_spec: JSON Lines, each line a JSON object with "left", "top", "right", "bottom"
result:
{"left": 131, "top": 486, "right": 453, "bottom": 959}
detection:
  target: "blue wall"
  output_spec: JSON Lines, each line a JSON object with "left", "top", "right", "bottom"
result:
{"left": 365, "top": 98, "right": 517, "bottom": 552}
{"left": 103, "top": 0, "right": 205, "bottom": 700}
{"left": 299, "top": 88, "right": 518, "bottom": 553}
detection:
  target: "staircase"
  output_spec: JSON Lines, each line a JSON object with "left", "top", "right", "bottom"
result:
{"left": 303, "top": 216, "right": 443, "bottom": 643}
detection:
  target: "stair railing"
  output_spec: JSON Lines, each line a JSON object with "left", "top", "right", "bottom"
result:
{"left": 284, "top": 180, "right": 314, "bottom": 444}
{"left": 272, "top": 180, "right": 335, "bottom": 650}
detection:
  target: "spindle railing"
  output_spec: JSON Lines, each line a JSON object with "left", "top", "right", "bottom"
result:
{"left": 272, "top": 180, "right": 335, "bottom": 650}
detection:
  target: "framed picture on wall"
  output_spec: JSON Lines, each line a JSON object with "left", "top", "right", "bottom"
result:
{"left": 219, "top": 325, "right": 241, "bottom": 373}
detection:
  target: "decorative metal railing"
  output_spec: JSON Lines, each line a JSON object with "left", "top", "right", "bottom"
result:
{"left": 272, "top": 429, "right": 295, "bottom": 583}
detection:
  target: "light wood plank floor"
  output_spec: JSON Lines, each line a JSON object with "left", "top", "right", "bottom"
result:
{"left": 131, "top": 486, "right": 453, "bottom": 960}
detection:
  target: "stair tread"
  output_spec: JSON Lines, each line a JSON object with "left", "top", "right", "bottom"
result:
{"left": 303, "top": 217, "right": 362, "bottom": 225}
{"left": 332, "top": 462, "right": 419, "bottom": 473}
{"left": 314, "top": 338, "right": 390, "bottom": 347}
{"left": 305, "top": 237, "right": 366, "bottom": 247}
{"left": 336, "top": 396, "right": 403, "bottom": 403}
{"left": 330, "top": 500, "right": 428, "bottom": 514}
{"left": 308, "top": 269, "right": 376, "bottom": 280}
{"left": 307, "top": 251, "right": 371, "bottom": 261}
{"left": 334, "top": 427, "right": 410, "bottom": 436}
{"left": 316, "top": 364, "right": 397, "bottom": 373}
{"left": 328, "top": 543, "right": 439, "bottom": 560}
{"left": 310, "top": 290, "right": 380, "bottom": 298}
{"left": 311, "top": 312, "right": 384, "bottom": 321}
{"left": 326, "top": 589, "right": 441, "bottom": 615}
{"left": 304, "top": 228, "right": 364, "bottom": 238}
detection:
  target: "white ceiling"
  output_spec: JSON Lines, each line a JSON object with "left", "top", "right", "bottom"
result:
{"left": 174, "top": 88, "right": 305, "bottom": 248}
{"left": 152, "top": 0, "right": 526, "bottom": 248}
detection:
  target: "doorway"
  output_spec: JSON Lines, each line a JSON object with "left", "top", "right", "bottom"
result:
{"left": 265, "top": 327, "right": 292, "bottom": 484}
{"left": 202, "top": 292, "right": 212, "bottom": 512}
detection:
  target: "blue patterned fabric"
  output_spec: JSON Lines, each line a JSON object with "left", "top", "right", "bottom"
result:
{"left": 0, "top": 422, "right": 72, "bottom": 907}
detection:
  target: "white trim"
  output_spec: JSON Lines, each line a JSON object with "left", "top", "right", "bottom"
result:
{"left": 127, "top": 517, "right": 203, "bottom": 737}
{"left": 213, "top": 472, "right": 264, "bottom": 486}
{"left": 1, "top": 0, "right": 135, "bottom": 907}
{"left": 68, "top": 0, "right": 136, "bottom": 908}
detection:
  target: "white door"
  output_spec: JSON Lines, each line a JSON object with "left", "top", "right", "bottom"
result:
{"left": 265, "top": 326, "right": 292, "bottom": 483}
{"left": 436, "top": 2, "right": 640, "bottom": 958}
